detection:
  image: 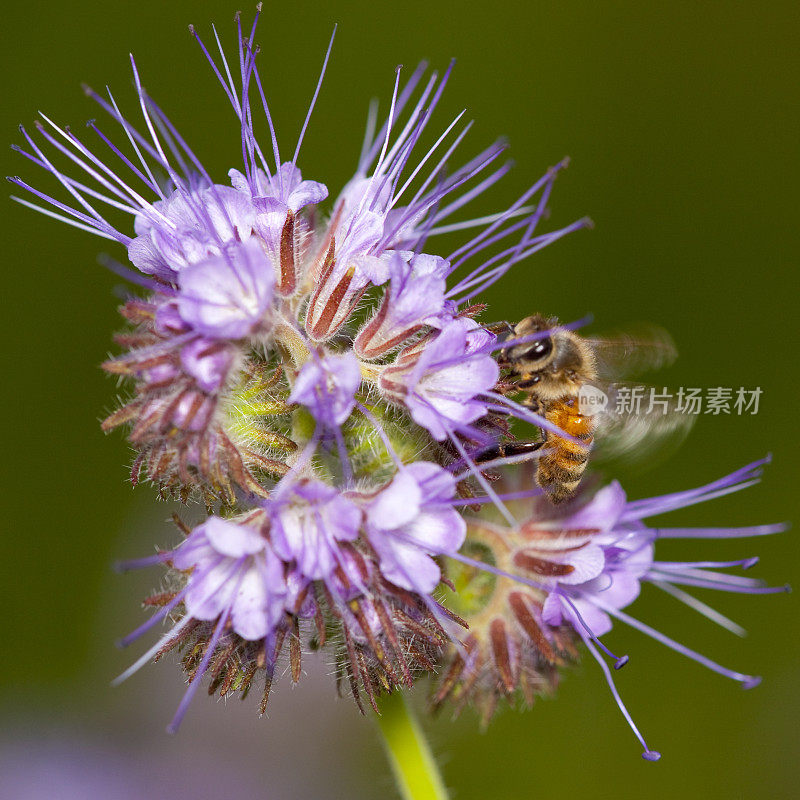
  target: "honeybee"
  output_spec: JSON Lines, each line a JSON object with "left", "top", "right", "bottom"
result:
{"left": 490, "top": 314, "right": 690, "bottom": 504}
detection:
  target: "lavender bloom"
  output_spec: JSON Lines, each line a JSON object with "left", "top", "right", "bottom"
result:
{"left": 229, "top": 162, "right": 328, "bottom": 211}
{"left": 172, "top": 516, "right": 286, "bottom": 641}
{"left": 355, "top": 252, "right": 449, "bottom": 359}
{"left": 288, "top": 352, "right": 362, "bottom": 427}
{"left": 381, "top": 317, "right": 499, "bottom": 440}
{"left": 365, "top": 462, "right": 466, "bottom": 593}
{"left": 439, "top": 457, "right": 787, "bottom": 760}
{"left": 270, "top": 479, "right": 362, "bottom": 580}
{"left": 175, "top": 240, "right": 275, "bottom": 339}
{"left": 129, "top": 184, "right": 258, "bottom": 280}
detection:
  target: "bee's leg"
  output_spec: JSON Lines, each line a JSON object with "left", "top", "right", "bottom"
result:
{"left": 520, "top": 395, "right": 545, "bottom": 416}
{"left": 474, "top": 439, "right": 544, "bottom": 464}
{"left": 483, "top": 320, "right": 515, "bottom": 336}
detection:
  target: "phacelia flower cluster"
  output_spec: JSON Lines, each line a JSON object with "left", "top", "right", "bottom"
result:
{"left": 11, "top": 9, "right": 787, "bottom": 759}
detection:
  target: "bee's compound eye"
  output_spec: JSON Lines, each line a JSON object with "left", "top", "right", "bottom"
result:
{"left": 519, "top": 337, "right": 553, "bottom": 363}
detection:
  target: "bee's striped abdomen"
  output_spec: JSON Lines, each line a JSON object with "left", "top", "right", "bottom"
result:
{"left": 536, "top": 397, "right": 595, "bottom": 504}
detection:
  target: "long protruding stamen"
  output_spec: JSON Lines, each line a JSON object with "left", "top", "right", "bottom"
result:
{"left": 651, "top": 580, "right": 747, "bottom": 637}
{"left": 166, "top": 603, "right": 233, "bottom": 734}
{"left": 291, "top": 26, "right": 336, "bottom": 173}
{"left": 448, "top": 431, "right": 517, "bottom": 528}
{"left": 451, "top": 448, "right": 549, "bottom": 481}
{"left": 361, "top": 62, "right": 429, "bottom": 171}
{"left": 111, "top": 615, "right": 194, "bottom": 687}
{"left": 482, "top": 315, "right": 594, "bottom": 353}
{"left": 592, "top": 599, "right": 762, "bottom": 688}
{"left": 115, "top": 587, "right": 188, "bottom": 648}
{"left": 560, "top": 593, "right": 629, "bottom": 669}
{"left": 113, "top": 551, "right": 172, "bottom": 573}
{"left": 448, "top": 218, "right": 592, "bottom": 303}
{"left": 351, "top": 66, "right": 403, "bottom": 227}
{"left": 581, "top": 633, "right": 661, "bottom": 762}
{"left": 482, "top": 394, "right": 583, "bottom": 445}
{"left": 355, "top": 402, "right": 404, "bottom": 469}
{"left": 650, "top": 523, "right": 787, "bottom": 539}
{"left": 9, "top": 195, "right": 117, "bottom": 240}
{"left": 621, "top": 457, "right": 771, "bottom": 522}
{"left": 446, "top": 159, "right": 568, "bottom": 268}
{"left": 450, "top": 489, "right": 543, "bottom": 506}
{"left": 104, "top": 86, "right": 167, "bottom": 198}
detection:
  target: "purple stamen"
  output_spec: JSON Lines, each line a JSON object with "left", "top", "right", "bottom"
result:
{"left": 648, "top": 523, "right": 787, "bottom": 540}
{"left": 581, "top": 634, "right": 660, "bottom": 762}
{"left": 115, "top": 586, "right": 188, "bottom": 649}
{"left": 482, "top": 315, "right": 594, "bottom": 354}
{"left": 291, "top": 26, "right": 336, "bottom": 172}
{"left": 448, "top": 431, "right": 517, "bottom": 527}
{"left": 561, "top": 594, "right": 629, "bottom": 667}
{"left": 111, "top": 614, "right": 194, "bottom": 687}
{"left": 450, "top": 489, "right": 544, "bottom": 506}
{"left": 482, "top": 394, "right": 583, "bottom": 445}
{"left": 592, "top": 599, "right": 763, "bottom": 688}
{"left": 9, "top": 194, "right": 117, "bottom": 240}
{"left": 113, "top": 550, "right": 173, "bottom": 573}
{"left": 361, "top": 61, "right": 430, "bottom": 171}
{"left": 166, "top": 602, "right": 233, "bottom": 734}
{"left": 651, "top": 580, "right": 747, "bottom": 637}
{"left": 355, "top": 402, "right": 404, "bottom": 469}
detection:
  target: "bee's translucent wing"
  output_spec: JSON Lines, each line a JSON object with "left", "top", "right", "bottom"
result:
{"left": 587, "top": 324, "right": 678, "bottom": 380}
{"left": 589, "top": 381, "right": 695, "bottom": 466}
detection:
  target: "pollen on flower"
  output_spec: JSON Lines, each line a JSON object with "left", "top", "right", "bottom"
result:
{"left": 12, "top": 6, "right": 787, "bottom": 760}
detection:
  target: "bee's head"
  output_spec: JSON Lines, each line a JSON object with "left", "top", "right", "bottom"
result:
{"left": 502, "top": 314, "right": 592, "bottom": 399}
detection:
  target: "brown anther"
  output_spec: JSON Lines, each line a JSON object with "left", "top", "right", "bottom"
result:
{"left": 508, "top": 591, "right": 557, "bottom": 662}
{"left": 489, "top": 619, "right": 516, "bottom": 693}
{"left": 278, "top": 210, "right": 297, "bottom": 295}
{"left": 258, "top": 675, "right": 273, "bottom": 716}
{"left": 289, "top": 622, "right": 302, "bottom": 683}
{"left": 102, "top": 402, "right": 143, "bottom": 432}
{"left": 513, "top": 552, "right": 576, "bottom": 577}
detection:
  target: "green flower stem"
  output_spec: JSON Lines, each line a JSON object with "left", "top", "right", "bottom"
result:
{"left": 376, "top": 692, "right": 449, "bottom": 800}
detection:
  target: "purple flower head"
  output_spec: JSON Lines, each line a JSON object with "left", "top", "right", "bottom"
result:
{"left": 20, "top": 8, "right": 750, "bottom": 755}
{"left": 446, "top": 458, "right": 787, "bottom": 761}
{"left": 270, "top": 478, "right": 362, "bottom": 580}
{"left": 176, "top": 239, "right": 275, "bottom": 339}
{"left": 288, "top": 352, "right": 362, "bottom": 427}
{"left": 129, "top": 184, "right": 258, "bottom": 281}
{"left": 172, "top": 516, "right": 286, "bottom": 641}
{"left": 355, "top": 252, "right": 449, "bottom": 359}
{"left": 381, "top": 316, "right": 499, "bottom": 440}
{"left": 364, "top": 462, "right": 465, "bottom": 593}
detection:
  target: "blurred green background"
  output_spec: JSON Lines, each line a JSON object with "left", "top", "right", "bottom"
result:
{"left": 2, "top": 1, "right": 798, "bottom": 798}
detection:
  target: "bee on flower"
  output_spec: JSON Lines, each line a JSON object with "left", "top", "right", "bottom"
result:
{"left": 11, "top": 6, "right": 787, "bottom": 763}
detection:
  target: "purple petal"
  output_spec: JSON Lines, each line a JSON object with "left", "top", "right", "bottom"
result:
{"left": 176, "top": 240, "right": 275, "bottom": 339}
{"left": 180, "top": 339, "right": 234, "bottom": 393}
